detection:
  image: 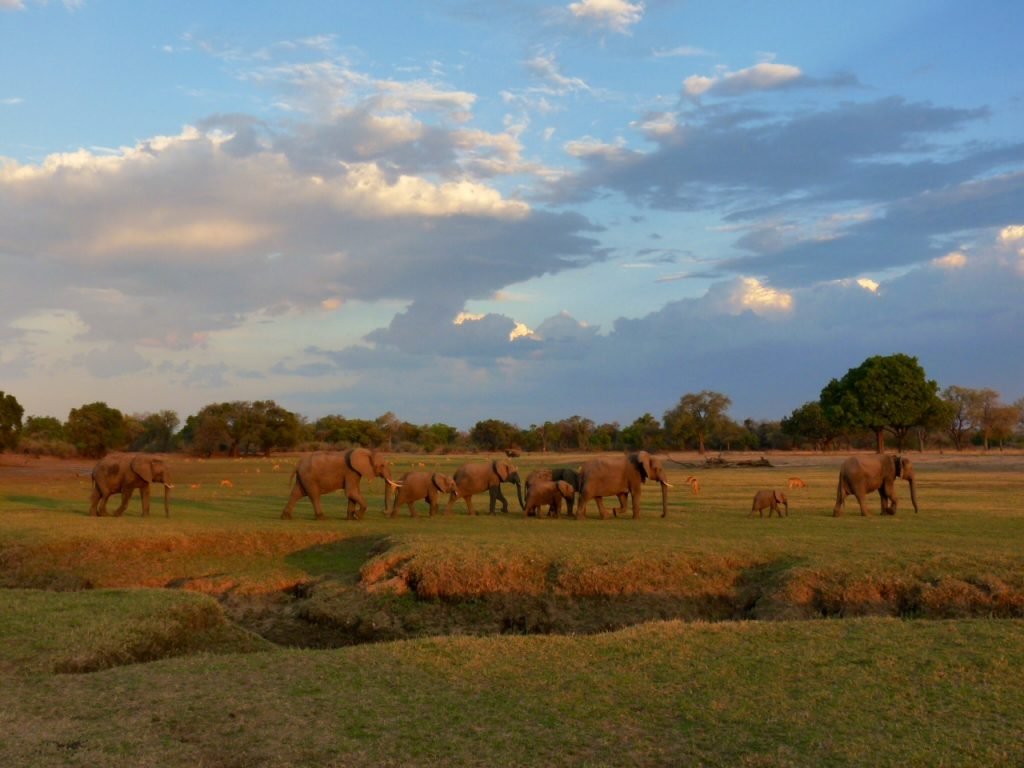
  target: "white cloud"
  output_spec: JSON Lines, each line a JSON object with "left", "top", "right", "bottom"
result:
{"left": 509, "top": 322, "right": 536, "bottom": 341}
{"left": 568, "top": 0, "right": 644, "bottom": 34}
{"left": 857, "top": 278, "right": 880, "bottom": 292}
{"left": 653, "top": 46, "right": 712, "bottom": 58}
{"left": 633, "top": 112, "right": 677, "bottom": 139}
{"left": 714, "top": 277, "right": 793, "bottom": 315}
{"left": 999, "top": 224, "right": 1024, "bottom": 245}
{"left": 526, "top": 53, "right": 592, "bottom": 95}
{"left": 933, "top": 251, "right": 967, "bottom": 269}
{"left": 684, "top": 62, "right": 804, "bottom": 99}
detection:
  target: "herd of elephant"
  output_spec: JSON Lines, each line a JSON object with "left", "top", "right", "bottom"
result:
{"left": 87, "top": 450, "right": 918, "bottom": 520}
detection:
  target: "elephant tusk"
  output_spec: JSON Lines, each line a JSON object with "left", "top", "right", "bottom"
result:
{"left": 661, "top": 481, "right": 674, "bottom": 488}
{"left": 387, "top": 479, "right": 402, "bottom": 488}
{"left": 164, "top": 483, "right": 175, "bottom": 489}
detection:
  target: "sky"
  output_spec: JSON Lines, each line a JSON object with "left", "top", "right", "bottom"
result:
{"left": 2, "top": 0, "right": 1023, "bottom": 431}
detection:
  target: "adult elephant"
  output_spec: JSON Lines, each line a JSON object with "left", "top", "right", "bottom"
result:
{"left": 576, "top": 451, "right": 671, "bottom": 519}
{"left": 281, "top": 448, "right": 398, "bottom": 520}
{"left": 390, "top": 471, "right": 456, "bottom": 517}
{"left": 833, "top": 454, "right": 918, "bottom": 516}
{"left": 90, "top": 454, "right": 172, "bottom": 517}
{"left": 445, "top": 458, "right": 525, "bottom": 515}
{"left": 525, "top": 467, "right": 581, "bottom": 517}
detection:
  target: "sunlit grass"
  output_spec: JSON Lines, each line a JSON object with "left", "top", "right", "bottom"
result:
{"left": 2, "top": 450, "right": 1024, "bottom": 765}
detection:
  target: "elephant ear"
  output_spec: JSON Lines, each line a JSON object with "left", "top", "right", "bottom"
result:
{"left": 634, "top": 451, "right": 653, "bottom": 482}
{"left": 346, "top": 448, "right": 374, "bottom": 478}
{"left": 774, "top": 490, "right": 786, "bottom": 504}
{"left": 558, "top": 480, "right": 574, "bottom": 498}
{"left": 492, "top": 460, "right": 511, "bottom": 481}
{"left": 130, "top": 456, "right": 153, "bottom": 483}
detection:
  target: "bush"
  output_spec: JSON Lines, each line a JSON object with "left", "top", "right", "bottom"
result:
{"left": 17, "top": 437, "right": 78, "bottom": 458}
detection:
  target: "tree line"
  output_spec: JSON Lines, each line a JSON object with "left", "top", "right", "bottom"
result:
{"left": 2, "top": 354, "right": 1022, "bottom": 459}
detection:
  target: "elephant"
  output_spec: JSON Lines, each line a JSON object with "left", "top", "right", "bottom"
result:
{"left": 525, "top": 467, "right": 581, "bottom": 517}
{"left": 281, "top": 448, "right": 399, "bottom": 520}
{"left": 833, "top": 454, "right": 918, "bottom": 517}
{"left": 524, "top": 479, "right": 576, "bottom": 518}
{"left": 390, "top": 471, "right": 456, "bottom": 517}
{"left": 750, "top": 489, "right": 788, "bottom": 518}
{"left": 576, "top": 451, "right": 671, "bottom": 519}
{"left": 89, "top": 454, "right": 172, "bottom": 517}
{"left": 445, "top": 458, "right": 525, "bottom": 515}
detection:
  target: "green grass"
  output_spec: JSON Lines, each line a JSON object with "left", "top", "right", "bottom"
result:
{"left": 1, "top": 618, "right": 1022, "bottom": 766}
{"left": 2, "top": 450, "right": 1024, "bottom": 766}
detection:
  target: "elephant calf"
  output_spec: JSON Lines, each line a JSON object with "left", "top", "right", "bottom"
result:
{"left": 750, "top": 489, "right": 788, "bottom": 518}
{"left": 525, "top": 467, "right": 581, "bottom": 517}
{"left": 390, "top": 471, "right": 456, "bottom": 517}
{"left": 524, "top": 480, "right": 576, "bottom": 518}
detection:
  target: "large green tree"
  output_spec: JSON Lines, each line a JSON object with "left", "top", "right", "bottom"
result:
{"left": 620, "top": 413, "right": 664, "bottom": 451}
{"left": 183, "top": 401, "right": 301, "bottom": 456}
{"left": 781, "top": 401, "right": 839, "bottom": 450}
{"left": 820, "top": 354, "right": 940, "bottom": 453}
{"left": 65, "top": 402, "right": 126, "bottom": 458}
{"left": 663, "top": 390, "right": 732, "bottom": 454}
{"left": 0, "top": 391, "right": 25, "bottom": 450}
{"left": 469, "top": 419, "right": 520, "bottom": 451}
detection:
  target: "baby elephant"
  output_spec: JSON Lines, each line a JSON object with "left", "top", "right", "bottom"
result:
{"left": 391, "top": 472, "right": 456, "bottom": 517}
{"left": 750, "top": 489, "right": 788, "bottom": 518}
{"left": 524, "top": 480, "right": 576, "bottom": 518}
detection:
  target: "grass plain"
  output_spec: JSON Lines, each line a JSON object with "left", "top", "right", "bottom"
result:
{"left": 1, "top": 450, "right": 1023, "bottom": 766}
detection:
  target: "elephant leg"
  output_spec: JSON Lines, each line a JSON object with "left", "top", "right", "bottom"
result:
{"left": 140, "top": 486, "right": 151, "bottom": 517}
{"left": 351, "top": 493, "right": 368, "bottom": 520}
{"left": 489, "top": 486, "right": 509, "bottom": 515}
{"left": 281, "top": 482, "right": 306, "bottom": 519}
{"left": 575, "top": 498, "right": 589, "bottom": 519}
{"left": 594, "top": 496, "right": 611, "bottom": 520}
{"left": 309, "top": 492, "right": 327, "bottom": 520}
{"left": 854, "top": 491, "right": 871, "bottom": 516}
{"left": 879, "top": 488, "right": 895, "bottom": 515}
{"left": 112, "top": 488, "right": 133, "bottom": 517}
{"left": 630, "top": 492, "right": 641, "bottom": 519}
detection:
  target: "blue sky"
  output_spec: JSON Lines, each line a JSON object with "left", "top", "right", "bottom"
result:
{"left": 2, "top": 0, "right": 1023, "bottom": 430}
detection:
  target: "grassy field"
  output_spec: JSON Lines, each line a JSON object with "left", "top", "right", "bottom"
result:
{"left": 2, "top": 450, "right": 1024, "bottom": 766}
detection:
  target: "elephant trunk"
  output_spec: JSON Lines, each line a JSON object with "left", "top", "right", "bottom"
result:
{"left": 515, "top": 477, "right": 525, "bottom": 512}
{"left": 163, "top": 483, "right": 171, "bottom": 517}
{"left": 660, "top": 480, "right": 669, "bottom": 518}
{"left": 908, "top": 477, "right": 919, "bottom": 514}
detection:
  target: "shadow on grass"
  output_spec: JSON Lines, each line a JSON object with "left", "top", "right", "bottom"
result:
{"left": 3, "top": 494, "right": 66, "bottom": 510}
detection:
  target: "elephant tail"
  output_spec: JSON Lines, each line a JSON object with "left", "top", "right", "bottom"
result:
{"left": 290, "top": 469, "right": 310, "bottom": 499}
